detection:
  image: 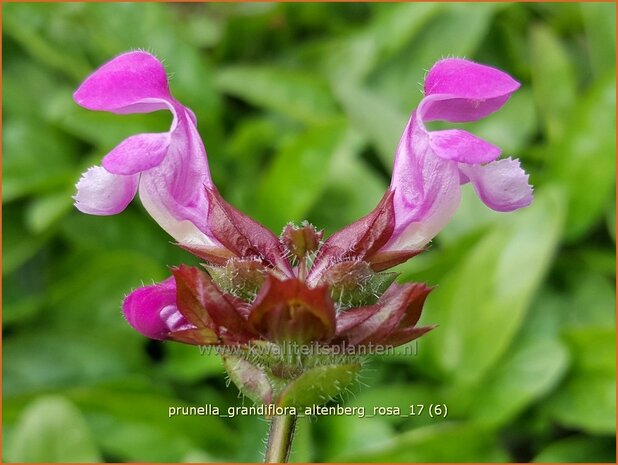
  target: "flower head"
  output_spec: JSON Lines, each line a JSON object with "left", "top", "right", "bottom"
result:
{"left": 75, "top": 53, "right": 533, "bottom": 407}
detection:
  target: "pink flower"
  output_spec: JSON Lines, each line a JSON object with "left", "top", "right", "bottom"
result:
{"left": 385, "top": 58, "right": 533, "bottom": 251}
{"left": 307, "top": 58, "right": 533, "bottom": 283}
{"left": 75, "top": 54, "right": 532, "bottom": 356}
{"left": 73, "top": 51, "right": 218, "bottom": 250}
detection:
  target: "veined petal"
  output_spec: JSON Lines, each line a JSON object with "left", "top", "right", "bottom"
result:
{"left": 387, "top": 113, "right": 461, "bottom": 250}
{"left": 138, "top": 173, "right": 216, "bottom": 248}
{"left": 341, "top": 282, "right": 431, "bottom": 346}
{"left": 459, "top": 157, "right": 533, "bottom": 212}
{"left": 136, "top": 109, "right": 219, "bottom": 248}
{"left": 102, "top": 133, "right": 171, "bottom": 175}
{"left": 429, "top": 129, "right": 501, "bottom": 164}
{"left": 205, "top": 187, "right": 293, "bottom": 276}
{"left": 122, "top": 277, "right": 191, "bottom": 340}
{"left": 74, "top": 51, "right": 172, "bottom": 114}
{"left": 422, "top": 58, "right": 520, "bottom": 122}
{"left": 74, "top": 166, "right": 138, "bottom": 215}
{"left": 172, "top": 265, "right": 254, "bottom": 343}
{"left": 74, "top": 52, "right": 222, "bottom": 252}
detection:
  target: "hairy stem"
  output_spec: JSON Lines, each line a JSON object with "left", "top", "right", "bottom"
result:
{"left": 264, "top": 414, "right": 297, "bottom": 463}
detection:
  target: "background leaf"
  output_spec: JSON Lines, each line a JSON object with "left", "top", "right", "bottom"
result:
{"left": 3, "top": 3, "right": 615, "bottom": 463}
{"left": 7, "top": 396, "right": 102, "bottom": 463}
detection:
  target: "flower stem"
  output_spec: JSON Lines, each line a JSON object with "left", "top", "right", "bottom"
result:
{"left": 264, "top": 414, "right": 297, "bottom": 463}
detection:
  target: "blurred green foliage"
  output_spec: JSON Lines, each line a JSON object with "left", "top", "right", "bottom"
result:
{"left": 2, "top": 2, "right": 616, "bottom": 463}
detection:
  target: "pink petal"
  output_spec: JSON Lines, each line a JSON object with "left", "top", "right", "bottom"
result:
{"left": 386, "top": 113, "right": 462, "bottom": 250}
{"left": 74, "top": 51, "right": 172, "bottom": 114}
{"left": 102, "top": 133, "right": 171, "bottom": 175}
{"left": 74, "top": 166, "right": 138, "bottom": 215}
{"left": 422, "top": 58, "right": 520, "bottom": 122}
{"left": 136, "top": 111, "right": 218, "bottom": 248}
{"left": 459, "top": 157, "right": 533, "bottom": 212}
{"left": 138, "top": 172, "right": 215, "bottom": 248}
{"left": 122, "top": 277, "right": 191, "bottom": 340}
{"left": 429, "top": 129, "right": 501, "bottom": 164}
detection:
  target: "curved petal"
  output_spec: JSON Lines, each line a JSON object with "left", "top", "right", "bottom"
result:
{"left": 138, "top": 176, "right": 215, "bottom": 248}
{"left": 74, "top": 51, "right": 172, "bottom": 114}
{"left": 429, "top": 129, "right": 501, "bottom": 164}
{"left": 74, "top": 53, "right": 222, "bottom": 251}
{"left": 422, "top": 58, "right": 520, "bottom": 122}
{"left": 102, "top": 133, "right": 171, "bottom": 175}
{"left": 74, "top": 166, "right": 138, "bottom": 215}
{"left": 387, "top": 113, "right": 461, "bottom": 250}
{"left": 135, "top": 105, "right": 219, "bottom": 247}
{"left": 459, "top": 157, "right": 533, "bottom": 212}
{"left": 122, "top": 277, "right": 191, "bottom": 340}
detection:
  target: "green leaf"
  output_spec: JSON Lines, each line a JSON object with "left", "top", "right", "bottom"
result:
{"left": 66, "top": 385, "right": 236, "bottom": 462}
{"left": 223, "top": 356, "right": 273, "bottom": 404}
{"left": 320, "top": 3, "right": 443, "bottom": 83}
{"left": 560, "top": 271, "right": 616, "bottom": 329}
{"left": 469, "top": 338, "right": 569, "bottom": 427}
{"left": 422, "top": 188, "right": 564, "bottom": 384}
{"left": 2, "top": 206, "right": 52, "bottom": 276}
{"left": 3, "top": 120, "right": 77, "bottom": 203}
{"left": 253, "top": 120, "right": 362, "bottom": 231}
{"left": 25, "top": 190, "right": 74, "bottom": 233}
{"left": 334, "top": 83, "right": 407, "bottom": 167}
{"left": 59, "top": 210, "right": 187, "bottom": 265}
{"left": 215, "top": 66, "right": 338, "bottom": 125}
{"left": 287, "top": 416, "right": 314, "bottom": 463}
{"left": 369, "top": 3, "right": 503, "bottom": 112}
{"left": 563, "top": 327, "right": 616, "bottom": 374}
{"left": 3, "top": 56, "right": 61, "bottom": 120}
{"left": 533, "top": 436, "right": 615, "bottom": 463}
{"left": 548, "top": 72, "right": 616, "bottom": 241}
{"left": 45, "top": 250, "right": 166, "bottom": 331}
{"left": 307, "top": 134, "right": 387, "bottom": 234}
{"left": 347, "top": 382, "right": 443, "bottom": 428}
{"left": 607, "top": 196, "right": 616, "bottom": 242}
{"left": 530, "top": 25, "right": 577, "bottom": 142}
{"left": 278, "top": 363, "right": 362, "bottom": 408}
{"left": 3, "top": 330, "right": 144, "bottom": 397}
{"left": 461, "top": 287, "right": 570, "bottom": 427}
{"left": 7, "top": 396, "right": 102, "bottom": 462}
{"left": 335, "top": 423, "right": 509, "bottom": 462}
{"left": 3, "top": 4, "right": 92, "bottom": 80}
{"left": 547, "top": 371, "right": 616, "bottom": 435}
{"left": 158, "top": 343, "right": 224, "bottom": 383}
{"left": 320, "top": 415, "right": 394, "bottom": 462}
{"left": 581, "top": 3, "right": 617, "bottom": 77}
{"left": 546, "top": 327, "right": 616, "bottom": 434}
